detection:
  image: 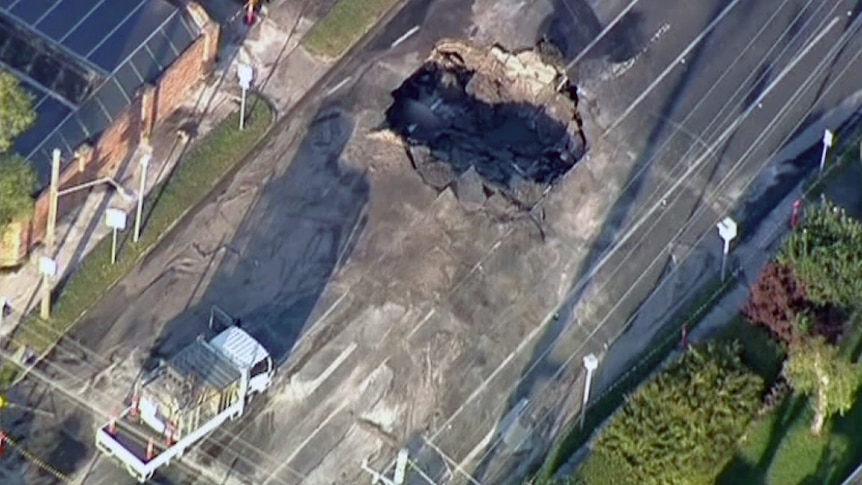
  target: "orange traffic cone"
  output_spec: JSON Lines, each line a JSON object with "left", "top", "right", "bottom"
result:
{"left": 146, "top": 438, "right": 155, "bottom": 460}
{"left": 165, "top": 423, "right": 175, "bottom": 446}
{"left": 108, "top": 410, "right": 117, "bottom": 435}
{"left": 129, "top": 394, "right": 140, "bottom": 420}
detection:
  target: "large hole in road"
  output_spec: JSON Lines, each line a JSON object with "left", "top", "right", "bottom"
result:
{"left": 385, "top": 40, "right": 587, "bottom": 210}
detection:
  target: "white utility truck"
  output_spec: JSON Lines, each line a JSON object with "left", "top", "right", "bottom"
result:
{"left": 95, "top": 307, "right": 275, "bottom": 482}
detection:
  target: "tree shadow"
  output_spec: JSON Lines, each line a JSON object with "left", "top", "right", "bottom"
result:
{"left": 716, "top": 395, "right": 807, "bottom": 484}
{"left": 141, "top": 105, "right": 368, "bottom": 482}
{"left": 802, "top": 377, "right": 862, "bottom": 485}
{"left": 145, "top": 103, "right": 367, "bottom": 365}
{"left": 535, "top": 0, "right": 603, "bottom": 64}
{"left": 590, "top": 10, "right": 647, "bottom": 64}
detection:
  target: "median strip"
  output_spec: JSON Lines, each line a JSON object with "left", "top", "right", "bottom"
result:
{"left": 303, "top": 0, "right": 399, "bottom": 58}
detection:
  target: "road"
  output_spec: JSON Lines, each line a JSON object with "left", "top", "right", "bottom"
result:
{"left": 6, "top": 0, "right": 862, "bottom": 484}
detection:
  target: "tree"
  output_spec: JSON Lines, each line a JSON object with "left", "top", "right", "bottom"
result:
{"left": 576, "top": 341, "right": 763, "bottom": 485}
{"left": 783, "top": 337, "right": 860, "bottom": 435}
{"left": 779, "top": 201, "right": 862, "bottom": 307}
{"left": 0, "top": 154, "right": 37, "bottom": 229}
{"left": 0, "top": 70, "right": 36, "bottom": 153}
{"left": 743, "top": 262, "right": 845, "bottom": 345}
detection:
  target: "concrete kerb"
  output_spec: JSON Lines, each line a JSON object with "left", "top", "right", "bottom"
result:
{"left": 7, "top": 94, "right": 278, "bottom": 388}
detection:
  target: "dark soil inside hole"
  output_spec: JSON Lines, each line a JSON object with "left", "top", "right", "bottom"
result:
{"left": 384, "top": 41, "right": 586, "bottom": 210}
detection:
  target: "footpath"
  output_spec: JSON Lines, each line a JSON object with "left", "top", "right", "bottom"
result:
{"left": 0, "top": 0, "right": 405, "bottom": 341}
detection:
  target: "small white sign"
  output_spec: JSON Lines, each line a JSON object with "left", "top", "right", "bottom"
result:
{"left": 39, "top": 257, "right": 57, "bottom": 277}
{"left": 824, "top": 129, "right": 834, "bottom": 147}
{"left": 717, "top": 216, "right": 738, "bottom": 241}
{"left": 105, "top": 208, "right": 127, "bottom": 230}
{"left": 237, "top": 63, "right": 254, "bottom": 90}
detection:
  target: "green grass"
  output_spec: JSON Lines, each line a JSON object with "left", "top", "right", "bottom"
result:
{"left": 303, "top": 0, "right": 397, "bottom": 58}
{"left": 533, "top": 274, "right": 740, "bottom": 483}
{"left": 718, "top": 310, "right": 862, "bottom": 485}
{"left": 10, "top": 96, "right": 274, "bottom": 356}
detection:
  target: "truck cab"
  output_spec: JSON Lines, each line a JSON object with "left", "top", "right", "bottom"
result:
{"left": 209, "top": 325, "right": 275, "bottom": 397}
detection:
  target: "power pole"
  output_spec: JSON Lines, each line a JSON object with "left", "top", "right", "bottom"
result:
{"left": 40, "top": 149, "right": 61, "bottom": 320}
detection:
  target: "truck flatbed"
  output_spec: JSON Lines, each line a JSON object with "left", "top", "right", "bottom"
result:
{"left": 99, "top": 415, "right": 166, "bottom": 462}
{"left": 147, "top": 337, "right": 242, "bottom": 409}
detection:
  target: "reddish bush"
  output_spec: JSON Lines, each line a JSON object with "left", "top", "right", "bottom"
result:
{"left": 743, "top": 262, "right": 844, "bottom": 345}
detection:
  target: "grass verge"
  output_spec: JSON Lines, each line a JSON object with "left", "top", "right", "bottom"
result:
{"left": 303, "top": 0, "right": 397, "bottom": 58}
{"left": 534, "top": 273, "right": 740, "bottom": 483}
{"left": 10, "top": 95, "right": 274, "bottom": 358}
{"left": 804, "top": 121, "right": 862, "bottom": 199}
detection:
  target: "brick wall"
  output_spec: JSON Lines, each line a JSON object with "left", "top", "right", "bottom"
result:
{"left": 6, "top": 2, "right": 221, "bottom": 262}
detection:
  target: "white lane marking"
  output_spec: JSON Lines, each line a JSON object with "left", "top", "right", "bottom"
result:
{"left": 391, "top": 25, "right": 420, "bottom": 48}
{"left": 601, "top": 0, "right": 747, "bottom": 137}
{"left": 325, "top": 76, "right": 352, "bottom": 97}
{"left": 564, "top": 0, "right": 646, "bottom": 70}
{"left": 260, "top": 401, "right": 349, "bottom": 485}
{"left": 406, "top": 308, "right": 437, "bottom": 340}
{"left": 262, "top": 357, "right": 392, "bottom": 485}
{"left": 288, "top": 342, "right": 358, "bottom": 399}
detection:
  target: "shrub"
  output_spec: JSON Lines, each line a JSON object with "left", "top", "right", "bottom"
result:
{"left": 779, "top": 201, "right": 862, "bottom": 307}
{"left": 743, "top": 262, "right": 845, "bottom": 345}
{"left": 575, "top": 342, "right": 764, "bottom": 485}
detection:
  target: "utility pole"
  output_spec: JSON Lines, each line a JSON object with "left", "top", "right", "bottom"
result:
{"left": 40, "top": 149, "right": 61, "bottom": 320}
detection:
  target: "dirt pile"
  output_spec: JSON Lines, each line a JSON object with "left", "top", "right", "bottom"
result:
{"left": 384, "top": 39, "right": 586, "bottom": 210}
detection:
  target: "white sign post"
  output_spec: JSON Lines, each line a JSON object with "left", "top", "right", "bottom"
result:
{"left": 820, "top": 129, "right": 834, "bottom": 174}
{"left": 579, "top": 353, "right": 599, "bottom": 430}
{"left": 237, "top": 63, "right": 254, "bottom": 131}
{"left": 717, "top": 217, "right": 738, "bottom": 282}
{"left": 105, "top": 208, "right": 128, "bottom": 265}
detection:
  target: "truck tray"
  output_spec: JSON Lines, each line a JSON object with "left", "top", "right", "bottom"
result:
{"left": 100, "top": 416, "right": 167, "bottom": 462}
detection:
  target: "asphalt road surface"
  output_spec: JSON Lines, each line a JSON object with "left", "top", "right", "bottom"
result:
{"left": 6, "top": 0, "right": 862, "bottom": 484}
